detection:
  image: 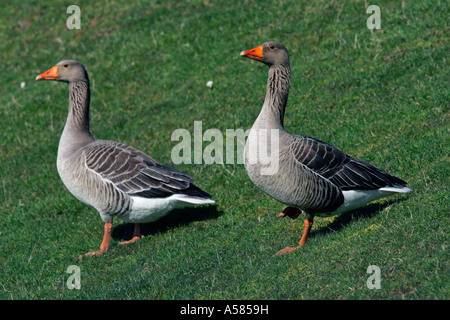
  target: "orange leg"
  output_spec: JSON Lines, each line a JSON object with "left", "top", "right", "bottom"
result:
{"left": 276, "top": 218, "right": 314, "bottom": 255}
{"left": 119, "top": 223, "right": 143, "bottom": 246}
{"left": 79, "top": 222, "right": 113, "bottom": 259}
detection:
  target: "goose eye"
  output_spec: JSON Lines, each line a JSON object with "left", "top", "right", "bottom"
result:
{"left": 269, "top": 45, "right": 275, "bottom": 49}
{"left": 63, "top": 64, "right": 68, "bottom": 68}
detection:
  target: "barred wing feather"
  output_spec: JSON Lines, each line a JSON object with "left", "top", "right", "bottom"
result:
{"left": 84, "top": 141, "right": 210, "bottom": 199}
{"left": 289, "top": 136, "right": 407, "bottom": 191}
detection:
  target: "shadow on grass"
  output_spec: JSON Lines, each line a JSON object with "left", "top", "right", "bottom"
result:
{"left": 112, "top": 204, "right": 222, "bottom": 241}
{"left": 310, "top": 198, "right": 408, "bottom": 238}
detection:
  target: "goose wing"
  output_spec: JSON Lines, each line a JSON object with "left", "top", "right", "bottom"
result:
{"left": 289, "top": 135, "right": 407, "bottom": 191}
{"left": 83, "top": 140, "right": 210, "bottom": 199}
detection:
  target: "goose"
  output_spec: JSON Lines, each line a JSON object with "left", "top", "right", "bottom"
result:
{"left": 36, "top": 60, "right": 214, "bottom": 258}
{"left": 240, "top": 42, "right": 411, "bottom": 255}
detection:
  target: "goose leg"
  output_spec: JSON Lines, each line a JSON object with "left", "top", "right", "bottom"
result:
{"left": 119, "top": 223, "right": 143, "bottom": 246}
{"left": 277, "top": 206, "right": 301, "bottom": 219}
{"left": 79, "top": 222, "right": 112, "bottom": 259}
{"left": 276, "top": 218, "right": 313, "bottom": 255}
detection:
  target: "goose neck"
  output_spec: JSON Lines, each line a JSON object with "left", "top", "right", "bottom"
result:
{"left": 260, "top": 63, "right": 291, "bottom": 129}
{"left": 58, "top": 79, "right": 94, "bottom": 159}
{"left": 66, "top": 79, "right": 91, "bottom": 134}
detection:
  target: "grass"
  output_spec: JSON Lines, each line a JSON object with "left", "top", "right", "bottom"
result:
{"left": 0, "top": 0, "right": 448, "bottom": 300}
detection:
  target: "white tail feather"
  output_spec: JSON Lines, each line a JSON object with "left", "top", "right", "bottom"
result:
{"left": 170, "top": 194, "right": 216, "bottom": 205}
{"left": 379, "top": 185, "right": 411, "bottom": 193}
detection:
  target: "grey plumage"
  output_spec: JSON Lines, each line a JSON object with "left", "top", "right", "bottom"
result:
{"left": 53, "top": 62, "right": 211, "bottom": 219}
{"left": 36, "top": 60, "right": 213, "bottom": 257}
{"left": 287, "top": 135, "right": 408, "bottom": 213}
{"left": 241, "top": 41, "right": 410, "bottom": 253}
{"left": 83, "top": 140, "right": 210, "bottom": 200}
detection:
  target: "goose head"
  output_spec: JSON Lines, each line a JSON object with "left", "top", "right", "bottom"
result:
{"left": 36, "top": 60, "right": 88, "bottom": 83}
{"left": 240, "top": 41, "right": 290, "bottom": 66}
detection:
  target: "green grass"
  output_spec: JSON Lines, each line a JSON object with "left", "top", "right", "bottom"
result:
{"left": 0, "top": 0, "right": 448, "bottom": 299}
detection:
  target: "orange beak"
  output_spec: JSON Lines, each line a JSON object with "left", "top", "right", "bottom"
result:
{"left": 240, "top": 45, "right": 263, "bottom": 61}
{"left": 36, "top": 65, "right": 59, "bottom": 81}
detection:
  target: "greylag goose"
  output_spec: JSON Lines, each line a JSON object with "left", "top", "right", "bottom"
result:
{"left": 240, "top": 42, "right": 411, "bottom": 255}
{"left": 36, "top": 60, "right": 214, "bottom": 258}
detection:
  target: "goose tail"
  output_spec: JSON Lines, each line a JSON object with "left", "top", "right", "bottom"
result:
{"left": 379, "top": 185, "right": 411, "bottom": 193}
{"left": 171, "top": 194, "right": 216, "bottom": 205}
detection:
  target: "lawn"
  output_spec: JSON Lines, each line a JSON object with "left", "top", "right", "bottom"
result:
{"left": 0, "top": 0, "right": 448, "bottom": 300}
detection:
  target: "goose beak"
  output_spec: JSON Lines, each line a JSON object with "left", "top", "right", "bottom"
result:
{"left": 36, "top": 66, "right": 58, "bottom": 81}
{"left": 240, "top": 45, "right": 263, "bottom": 61}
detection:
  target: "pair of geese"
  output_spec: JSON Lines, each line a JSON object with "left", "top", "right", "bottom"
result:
{"left": 36, "top": 42, "right": 410, "bottom": 258}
